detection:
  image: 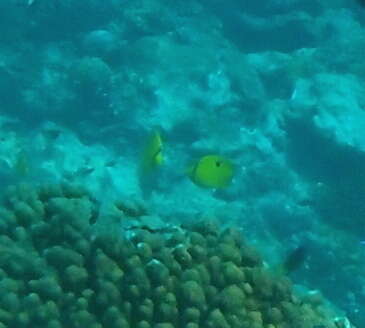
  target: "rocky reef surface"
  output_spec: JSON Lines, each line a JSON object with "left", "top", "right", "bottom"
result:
{"left": 0, "top": 182, "right": 354, "bottom": 328}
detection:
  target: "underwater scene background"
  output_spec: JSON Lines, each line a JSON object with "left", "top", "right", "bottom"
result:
{"left": 0, "top": 0, "right": 364, "bottom": 327}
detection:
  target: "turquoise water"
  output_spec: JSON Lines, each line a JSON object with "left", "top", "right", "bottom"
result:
{"left": 0, "top": 0, "right": 364, "bottom": 327}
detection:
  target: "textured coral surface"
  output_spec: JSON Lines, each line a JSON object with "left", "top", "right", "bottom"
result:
{"left": 0, "top": 183, "right": 350, "bottom": 328}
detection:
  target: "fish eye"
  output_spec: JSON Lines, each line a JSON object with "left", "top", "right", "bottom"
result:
{"left": 215, "top": 161, "right": 221, "bottom": 167}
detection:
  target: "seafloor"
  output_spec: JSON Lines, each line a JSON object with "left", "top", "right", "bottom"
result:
{"left": 0, "top": 0, "right": 364, "bottom": 327}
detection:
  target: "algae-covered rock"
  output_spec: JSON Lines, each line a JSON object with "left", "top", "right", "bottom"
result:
{"left": 217, "top": 243, "right": 242, "bottom": 265}
{"left": 138, "top": 298, "right": 154, "bottom": 321}
{"left": 156, "top": 302, "right": 178, "bottom": 321}
{"left": 242, "top": 282, "right": 253, "bottom": 295}
{"left": 153, "top": 324, "right": 174, "bottom": 328}
{"left": 103, "top": 306, "right": 127, "bottom": 327}
{"left": 94, "top": 249, "right": 124, "bottom": 282}
{"left": 205, "top": 308, "right": 230, "bottom": 328}
{"left": 137, "top": 242, "right": 153, "bottom": 260}
{"left": 188, "top": 244, "right": 207, "bottom": 262}
{"left": 29, "top": 277, "right": 63, "bottom": 300}
{"left": 218, "top": 285, "right": 245, "bottom": 312}
{"left": 45, "top": 246, "right": 84, "bottom": 269}
{"left": 222, "top": 261, "right": 245, "bottom": 284}
{"left": 181, "top": 280, "right": 206, "bottom": 307}
{"left": 185, "top": 323, "right": 199, "bottom": 328}
{"left": 0, "top": 183, "right": 355, "bottom": 328}
{"left": 64, "top": 265, "right": 88, "bottom": 286}
{"left": 146, "top": 259, "right": 170, "bottom": 285}
{"left": 96, "top": 279, "right": 122, "bottom": 305}
{"left": 13, "top": 201, "right": 38, "bottom": 226}
{"left": 181, "top": 268, "right": 201, "bottom": 282}
{"left": 248, "top": 311, "right": 263, "bottom": 325}
{"left": 183, "top": 307, "right": 201, "bottom": 323}
{"left": 172, "top": 244, "right": 193, "bottom": 267}
{"left": 267, "top": 307, "right": 284, "bottom": 324}
{"left": 15, "top": 311, "right": 30, "bottom": 327}
{"left": 0, "top": 291, "right": 20, "bottom": 312}
{"left": 137, "top": 321, "right": 151, "bottom": 328}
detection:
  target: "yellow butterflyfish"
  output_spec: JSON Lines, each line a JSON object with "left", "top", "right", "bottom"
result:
{"left": 187, "top": 154, "right": 234, "bottom": 189}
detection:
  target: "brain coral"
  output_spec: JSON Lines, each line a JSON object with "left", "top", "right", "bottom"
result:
{"left": 0, "top": 183, "right": 355, "bottom": 328}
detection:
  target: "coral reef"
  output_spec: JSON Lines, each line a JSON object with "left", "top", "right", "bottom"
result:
{"left": 0, "top": 183, "right": 354, "bottom": 328}
{"left": 69, "top": 57, "right": 113, "bottom": 95}
{"left": 28, "top": 0, "right": 118, "bottom": 40}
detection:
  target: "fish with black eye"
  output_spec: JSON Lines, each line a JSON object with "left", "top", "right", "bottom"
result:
{"left": 187, "top": 155, "right": 234, "bottom": 189}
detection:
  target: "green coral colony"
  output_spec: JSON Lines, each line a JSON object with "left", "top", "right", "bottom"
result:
{"left": 0, "top": 183, "right": 349, "bottom": 328}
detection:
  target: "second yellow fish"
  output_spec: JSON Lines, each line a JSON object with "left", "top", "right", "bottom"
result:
{"left": 139, "top": 130, "right": 164, "bottom": 177}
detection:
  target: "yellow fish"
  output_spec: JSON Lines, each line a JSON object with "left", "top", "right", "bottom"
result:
{"left": 188, "top": 155, "right": 234, "bottom": 189}
{"left": 139, "top": 130, "right": 164, "bottom": 177}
